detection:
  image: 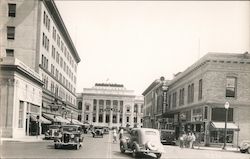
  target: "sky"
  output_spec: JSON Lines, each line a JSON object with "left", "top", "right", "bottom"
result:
{"left": 55, "top": 1, "right": 250, "bottom": 95}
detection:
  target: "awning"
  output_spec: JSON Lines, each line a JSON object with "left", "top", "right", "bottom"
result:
{"left": 40, "top": 116, "right": 52, "bottom": 124}
{"left": 43, "top": 113, "right": 70, "bottom": 124}
{"left": 71, "top": 119, "right": 83, "bottom": 125}
{"left": 211, "top": 122, "right": 240, "bottom": 131}
{"left": 30, "top": 114, "right": 51, "bottom": 124}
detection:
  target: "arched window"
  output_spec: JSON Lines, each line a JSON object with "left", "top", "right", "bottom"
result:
{"left": 78, "top": 101, "right": 82, "bottom": 110}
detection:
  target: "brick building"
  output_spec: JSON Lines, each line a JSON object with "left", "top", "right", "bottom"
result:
{"left": 143, "top": 52, "right": 250, "bottom": 147}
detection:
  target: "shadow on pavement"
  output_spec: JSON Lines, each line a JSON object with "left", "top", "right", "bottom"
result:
{"left": 113, "top": 150, "right": 156, "bottom": 159}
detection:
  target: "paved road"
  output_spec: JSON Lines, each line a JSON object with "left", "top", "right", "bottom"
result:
{"left": 1, "top": 133, "right": 249, "bottom": 159}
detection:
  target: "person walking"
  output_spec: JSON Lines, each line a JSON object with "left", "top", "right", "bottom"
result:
{"left": 112, "top": 128, "right": 117, "bottom": 143}
{"left": 179, "top": 133, "right": 184, "bottom": 148}
{"left": 119, "top": 128, "right": 124, "bottom": 140}
{"left": 190, "top": 132, "right": 196, "bottom": 149}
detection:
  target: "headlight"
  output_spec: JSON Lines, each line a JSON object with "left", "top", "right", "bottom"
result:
{"left": 70, "top": 134, "right": 75, "bottom": 138}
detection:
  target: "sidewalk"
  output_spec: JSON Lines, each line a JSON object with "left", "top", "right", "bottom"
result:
{"left": 0, "top": 135, "right": 45, "bottom": 143}
{"left": 194, "top": 145, "right": 239, "bottom": 152}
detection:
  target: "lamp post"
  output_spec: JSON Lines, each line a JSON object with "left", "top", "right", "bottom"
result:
{"left": 222, "top": 102, "right": 230, "bottom": 150}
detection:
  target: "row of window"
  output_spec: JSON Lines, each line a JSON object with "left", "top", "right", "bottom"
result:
{"left": 43, "top": 9, "right": 77, "bottom": 73}
{"left": 43, "top": 11, "right": 50, "bottom": 31}
{"left": 84, "top": 114, "right": 143, "bottom": 124}
{"left": 41, "top": 53, "right": 76, "bottom": 92}
{"left": 42, "top": 73, "right": 76, "bottom": 105}
{"left": 168, "top": 77, "right": 237, "bottom": 109}
{"left": 42, "top": 33, "right": 49, "bottom": 51}
{"left": 168, "top": 79, "right": 202, "bottom": 109}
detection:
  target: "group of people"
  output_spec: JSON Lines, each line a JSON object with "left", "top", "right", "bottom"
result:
{"left": 112, "top": 128, "right": 124, "bottom": 143}
{"left": 179, "top": 132, "right": 197, "bottom": 148}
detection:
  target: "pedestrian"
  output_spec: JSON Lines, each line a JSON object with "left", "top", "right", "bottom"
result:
{"left": 190, "top": 132, "right": 196, "bottom": 149}
{"left": 119, "top": 128, "right": 124, "bottom": 140}
{"left": 179, "top": 133, "right": 184, "bottom": 148}
{"left": 187, "top": 132, "right": 192, "bottom": 148}
{"left": 112, "top": 128, "right": 117, "bottom": 143}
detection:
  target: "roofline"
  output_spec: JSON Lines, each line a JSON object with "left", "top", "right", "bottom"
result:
{"left": 43, "top": 0, "right": 81, "bottom": 63}
{"left": 142, "top": 79, "right": 162, "bottom": 96}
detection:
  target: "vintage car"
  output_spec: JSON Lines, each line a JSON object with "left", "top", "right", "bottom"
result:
{"left": 160, "top": 129, "right": 176, "bottom": 145}
{"left": 103, "top": 126, "right": 109, "bottom": 134}
{"left": 44, "top": 125, "right": 61, "bottom": 140}
{"left": 91, "top": 126, "right": 104, "bottom": 137}
{"left": 120, "top": 128, "right": 165, "bottom": 159}
{"left": 239, "top": 140, "right": 250, "bottom": 153}
{"left": 54, "top": 125, "right": 84, "bottom": 150}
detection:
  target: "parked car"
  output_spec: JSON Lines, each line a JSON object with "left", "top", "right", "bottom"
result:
{"left": 103, "top": 126, "right": 109, "bottom": 134}
{"left": 54, "top": 125, "right": 84, "bottom": 150}
{"left": 120, "top": 128, "right": 165, "bottom": 159}
{"left": 91, "top": 126, "right": 104, "bottom": 137}
{"left": 239, "top": 140, "right": 250, "bottom": 153}
{"left": 160, "top": 129, "right": 176, "bottom": 145}
{"left": 44, "top": 125, "right": 61, "bottom": 140}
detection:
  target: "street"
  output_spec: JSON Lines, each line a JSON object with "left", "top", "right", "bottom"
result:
{"left": 1, "top": 133, "right": 249, "bottom": 159}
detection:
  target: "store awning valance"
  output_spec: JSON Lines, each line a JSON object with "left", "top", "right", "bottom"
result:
{"left": 211, "top": 122, "right": 240, "bottom": 131}
{"left": 30, "top": 114, "right": 51, "bottom": 124}
{"left": 40, "top": 116, "right": 52, "bottom": 124}
{"left": 43, "top": 113, "right": 70, "bottom": 124}
{"left": 71, "top": 119, "right": 83, "bottom": 125}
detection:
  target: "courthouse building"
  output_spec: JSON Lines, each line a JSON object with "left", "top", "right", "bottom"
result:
{"left": 0, "top": 0, "right": 81, "bottom": 138}
{"left": 77, "top": 83, "right": 144, "bottom": 129}
{"left": 143, "top": 52, "right": 250, "bottom": 147}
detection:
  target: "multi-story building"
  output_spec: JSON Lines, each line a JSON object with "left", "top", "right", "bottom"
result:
{"left": 77, "top": 83, "right": 144, "bottom": 129}
{"left": 142, "top": 77, "right": 170, "bottom": 130}
{"left": 0, "top": 0, "right": 81, "bottom": 138}
{"left": 143, "top": 52, "right": 250, "bottom": 147}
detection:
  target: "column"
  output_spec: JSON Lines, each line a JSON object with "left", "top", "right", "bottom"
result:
{"left": 103, "top": 100, "right": 106, "bottom": 123}
{"left": 96, "top": 101, "right": 99, "bottom": 125}
{"left": 110, "top": 100, "right": 113, "bottom": 127}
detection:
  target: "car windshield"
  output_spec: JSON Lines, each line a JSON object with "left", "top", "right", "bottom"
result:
{"left": 62, "top": 127, "right": 77, "bottom": 132}
{"left": 145, "top": 131, "right": 157, "bottom": 136}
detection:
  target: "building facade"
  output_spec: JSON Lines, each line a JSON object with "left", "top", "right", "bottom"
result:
{"left": 0, "top": 0, "right": 81, "bottom": 138}
{"left": 77, "top": 83, "right": 144, "bottom": 129}
{"left": 142, "top": 78, "right": 170, "bottom": 130}
{"left": 142, "top": 52, "right": 250, "bottom": 147}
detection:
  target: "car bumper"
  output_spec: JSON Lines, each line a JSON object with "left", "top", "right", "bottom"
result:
{"left": 138, "top": 149, "right": 165, "bottom": 154}
{"left": 54, "top": 142, "right": 79, "bottom": 146}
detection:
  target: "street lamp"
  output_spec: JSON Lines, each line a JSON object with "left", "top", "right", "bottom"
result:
{"left": 222, "top": 102, "right": 230, "bottom": 150}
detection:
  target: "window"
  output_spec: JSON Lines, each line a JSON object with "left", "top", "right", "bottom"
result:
{"left": 112, "top": 115, "right": 117, "bottom": 123}
{"left": 126, "top": 106, "right": 130, "bottom": 112}
{"left": 85, "top": 104, "right": 89, "bottom": 111}
{"left": 188, "top": 83, "right": 194, "bottom": 103}
{"left": 99, "top": 114, "right": 103, "bottom": 123}
{"left": 127, "top": 116, "right": 129, "bottom": 122}
{"left": 198, "top": 79, "right": 203, "bottom": 100}
{"left": 172, "top": 92, "right": 177, "bottom": 108}
{"left": 226, "top": 77, "right": 236, "bottom": 98}
{"left": 134, "top": 117, "right": 137, "bottom": 123}
{"left": 6, "top": 49, "right": 14, "bottom": 57}
{"left": 179, "top": 88, "right": 184, "bottom": 106}
{"left": 7, "top": 26, "right": 15, "bottom": 39}
{"left": 134, "top": 104, "right": 138, "bottom": 113}
{"left": 86, "top": 114, "right": 89, "bottom": 121}
{"left": 18, "top": 101, "right": 24, "bottom": 128}
{"left": 8, "top": 4, "right": 16, "bottom": 17}
{"left": 93, "top": 116, "right": 96, "bottom": 122}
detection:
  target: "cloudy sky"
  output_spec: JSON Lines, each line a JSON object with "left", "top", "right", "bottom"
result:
{"left": 55, "top": 1, "right": 250, "bottom": 95}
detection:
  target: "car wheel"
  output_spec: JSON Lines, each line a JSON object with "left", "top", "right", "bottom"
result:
{"left": 132, "top": 147, "right": 137, "bottom": 158}
{"left": 156, "top": 153, "right": 162, "bottom": 159}
{"left": 120, "top": 143, "right": 126, "bottom": 153}
{"left": 247, "top": 147, "right": 250, "bottom": 154}
{"left": 240, "top": 149, "right": 246, "bottom": 153}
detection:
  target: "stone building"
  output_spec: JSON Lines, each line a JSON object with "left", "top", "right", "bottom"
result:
{"left": 0, "top": 0, "right": 81, "bottom": 138}
{"left": 77, "top": 83, "right": 144, "bottom": 129}
{"left": 142, "top": 52, "right": 250, "bottom": 147}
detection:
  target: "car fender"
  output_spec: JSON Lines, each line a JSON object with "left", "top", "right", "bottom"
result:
{"left": 132, "top": 142, "right": 140, "bottom": 151}
{"left": 120, "top": 141, "right": 128, "bottom": 150}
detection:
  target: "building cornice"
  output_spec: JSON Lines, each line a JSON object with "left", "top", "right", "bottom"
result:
{"left": 0, "top": 64, "right": 44, "bottom": 86}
